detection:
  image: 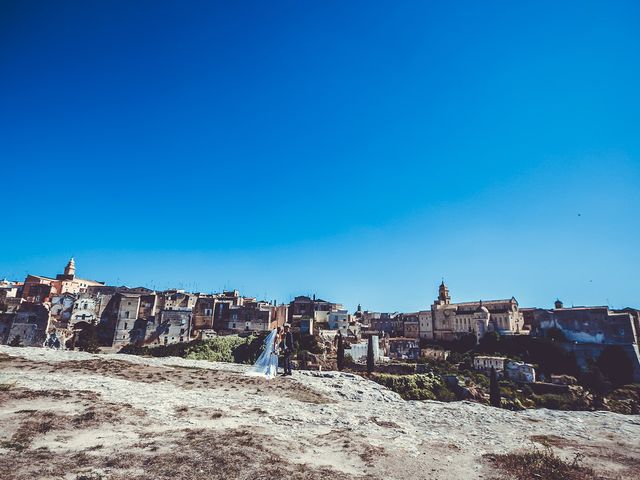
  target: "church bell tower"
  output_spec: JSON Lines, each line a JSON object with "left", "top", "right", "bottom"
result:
{"left": 64, "top": 257, "right": 76, "bottom": 277}
{"left": 438, "top": 280, "right": 451, "bottom": 305}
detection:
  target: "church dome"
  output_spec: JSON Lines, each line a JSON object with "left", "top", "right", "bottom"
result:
{"left": 475, "top": 302, "right": 489, "bottom": 314}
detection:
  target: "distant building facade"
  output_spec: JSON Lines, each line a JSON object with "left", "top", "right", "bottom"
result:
{"left": 526, "top": 301, "right": 640, "bottom": 382}
{"left": 426, "top": 282, "right": 524, "bottom": 342}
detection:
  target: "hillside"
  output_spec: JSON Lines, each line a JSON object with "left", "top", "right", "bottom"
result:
{"left": 1, "top": 346, "right": 639, "bottom": 480}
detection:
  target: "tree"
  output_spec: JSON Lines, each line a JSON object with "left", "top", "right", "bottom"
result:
{"left": 366, "top": 336, "right": 375, "bottom": 374}
{"left": 597, "top": 346, "right": 634, "bottom": 388}
{"left": 581, "top": 364, "right": 611, "bottom": 397}
{"left": 76, "top": 324, "right": 101, "bottom": 353}
{"left": 8, "top": 335, "right": 22, "bottom": 347}
{"left": 336, "top": 332, "right": 345, "bottom": 371}
{"left": 489, "top": 367, "right": 501, "bottom": 407}
{"left": 546, "top": 327, "right": 566, "bottom": 342}
{"left": 478, "top": 331, "right": 500, "bottom": 354}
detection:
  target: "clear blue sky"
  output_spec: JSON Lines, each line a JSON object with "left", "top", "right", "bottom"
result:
{"left": 1, "top": 1, "right": 639, "bottom": 312}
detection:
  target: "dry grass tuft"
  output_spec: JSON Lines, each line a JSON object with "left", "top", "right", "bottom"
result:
{"left": 1, "top": 411, "right": 66, "bottom": 451}
{"left": 369, "top": 416, "right": 400, "bottom": 429}
{"left": 485, "top": 445, "right": 603, "bottom": 480}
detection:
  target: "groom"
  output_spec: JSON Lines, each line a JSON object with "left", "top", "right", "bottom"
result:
{"left": 281, "top": 324, "right": 294, "bottom": 376}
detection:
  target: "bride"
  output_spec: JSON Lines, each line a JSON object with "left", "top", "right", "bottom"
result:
{"left": 246, "top": 327, "right": 282, "bottom": 379}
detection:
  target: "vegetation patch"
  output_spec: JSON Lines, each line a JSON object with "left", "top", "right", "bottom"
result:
{"left": 370, "top": 373, "right": 456, "bottom": 401}
{"left": 119, "top": 333, "right": 267, "bottom": 365}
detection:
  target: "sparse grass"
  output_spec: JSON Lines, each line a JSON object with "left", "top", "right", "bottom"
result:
{"left": 359, "top": 444, "right": 387, "bottom": 466}
{"left": 0, "top": 353, "right": 14, "bottom": 362}
{"left": 369, "top": 416, "right": 400, "bottom": 429}
{"left": 0, "top": 421, "right": 362, "bottom": 480}
{"left": 0, "top": 381, "right": 16, "bottom": 391}
{"left": 75, "top": 474, "right": 104, "bottom": 480}
{"left": 485, "top": 445, "right": 603, "bottom": 480}
{"left": 2, "top": 411, "right": 65, "bottom": 450}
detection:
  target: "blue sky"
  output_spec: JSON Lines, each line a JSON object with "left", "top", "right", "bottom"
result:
{"left": 1, "top": 1, "right": 639, "bottom": 311}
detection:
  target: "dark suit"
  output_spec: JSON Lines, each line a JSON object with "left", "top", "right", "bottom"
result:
{"left": 283, "top": 331, "right": 294, "bottom": 375}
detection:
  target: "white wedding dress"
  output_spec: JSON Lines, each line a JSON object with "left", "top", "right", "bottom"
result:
{"left": 246, "top": 329, "right": 278, "bottom": 379}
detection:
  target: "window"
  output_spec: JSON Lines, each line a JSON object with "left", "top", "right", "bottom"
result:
{"left": 125, "top": 311, "right": 130, "bottom": 319}
{"left": 124, "top": 323, "right": 128, "bottom": 330}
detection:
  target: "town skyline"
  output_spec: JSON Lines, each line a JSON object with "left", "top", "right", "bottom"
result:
{"left": 1, "top": 256, "right": 636, "bottom": 313}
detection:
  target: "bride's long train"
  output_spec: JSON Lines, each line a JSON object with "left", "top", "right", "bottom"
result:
{"left": 246, "top": 329, "right": 278, "bottom": 379}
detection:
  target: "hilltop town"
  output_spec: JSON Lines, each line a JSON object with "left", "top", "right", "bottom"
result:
{"left": 1, "top": 259, "right": 640, "bottom": 479}
{"left": 0, "top": 258, "right": 640, "bottom": 408}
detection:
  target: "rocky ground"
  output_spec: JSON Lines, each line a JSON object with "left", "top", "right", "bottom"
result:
{"left": 1, "top": 346, "right": 639, "bottom": 480}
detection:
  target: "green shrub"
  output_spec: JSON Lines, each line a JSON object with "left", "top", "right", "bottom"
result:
{"left": 120, "top": 341, "right": 194, "bottom": 358}
{"left": 532, "top": 393, "right": 583, "bottom": 411}
{"left": 119, "top": 334, "right": 264, "bottom": 364}
{"left": 186, "top": 335, "right": 255, "bottom": 363}
{"left": 370, "top": 373, "right": 445, "bottom": 401}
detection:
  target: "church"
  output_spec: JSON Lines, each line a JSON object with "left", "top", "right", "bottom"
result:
{"left": 423, "top": 282, "right": 525, "bottom": 342}
{"left": 21, "top": 258, "right": 104, "bottom": 302}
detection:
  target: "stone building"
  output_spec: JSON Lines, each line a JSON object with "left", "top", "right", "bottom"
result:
{"left": 0, "top": 280, "right": 21, "bottom": 303}
{"left": 327, "top": 309, "right": 361, "bottom": 337}
{"left": 402, "top": 313, "right": 420, "bottom": 338}
{"left": 71, "top": 293, "right": 114, "bottom": 326}
{"left": 426, "top": 282, "right": 524, "bottom": 342}
{"left": 421, "top": 347, "right": 450, "bottom": 361}
{"left": 5, "top": 303, "right": 51, "bottom": 346}
{"left": 473, "top": 356, "right": 507, "bottom": 375}
{"left": 192, "top": 295, "right": 216, "bottom": 331}
{"left": 328, "top": 310, "right": 350, "bottom": 331}
{"left": 387, "top": 338, "right": 420, "bottom": 360}
{"left": 505, "top": 361, "right": 536, "bottom": 383}
{"left": 108, "top": 294, "right": 143, "bottom": 347}
{"left": 96, "top": 292, "right": 158, "bottom": 347}
{"left": 49, "top": 293, "right": 76, "bottom": 324}
{"left": 157, "top": 290, "right": 197, "bottom": 311}
{"left": 288, "top": 295, "right": 342, "bottom": 332}
{"left": 418, "top": 310, "right": 433, "bottom": 339}
{"left": 362, "top": 311, "right": 403, "bottom": 336}
{"left": 0, "top": 313, "right": 14, "bottom": 344}
{"left": 216, "top": 300, "right": 282, "bottom": 334}
{"left": 526, "top": 301, "right": 640, "bottom": 382}
{"left": 151, "top": 309, "right": 192, "bottom": 345}
{"left": 346, "top": 335, "right": 381, "bottom": 363}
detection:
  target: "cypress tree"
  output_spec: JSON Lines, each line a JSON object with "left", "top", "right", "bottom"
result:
{"left": 490, "top": 366, "right": 501, "bottom": 407}
{"left": 366, "top": 336, "right": 375, "bottom": 374}
{"left": 337, "top": 332, "right": 345, "bottom": 371}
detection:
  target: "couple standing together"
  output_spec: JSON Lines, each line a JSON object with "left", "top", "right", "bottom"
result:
{"left": 247, "top": 324, "right": 293, "bottom": 379}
